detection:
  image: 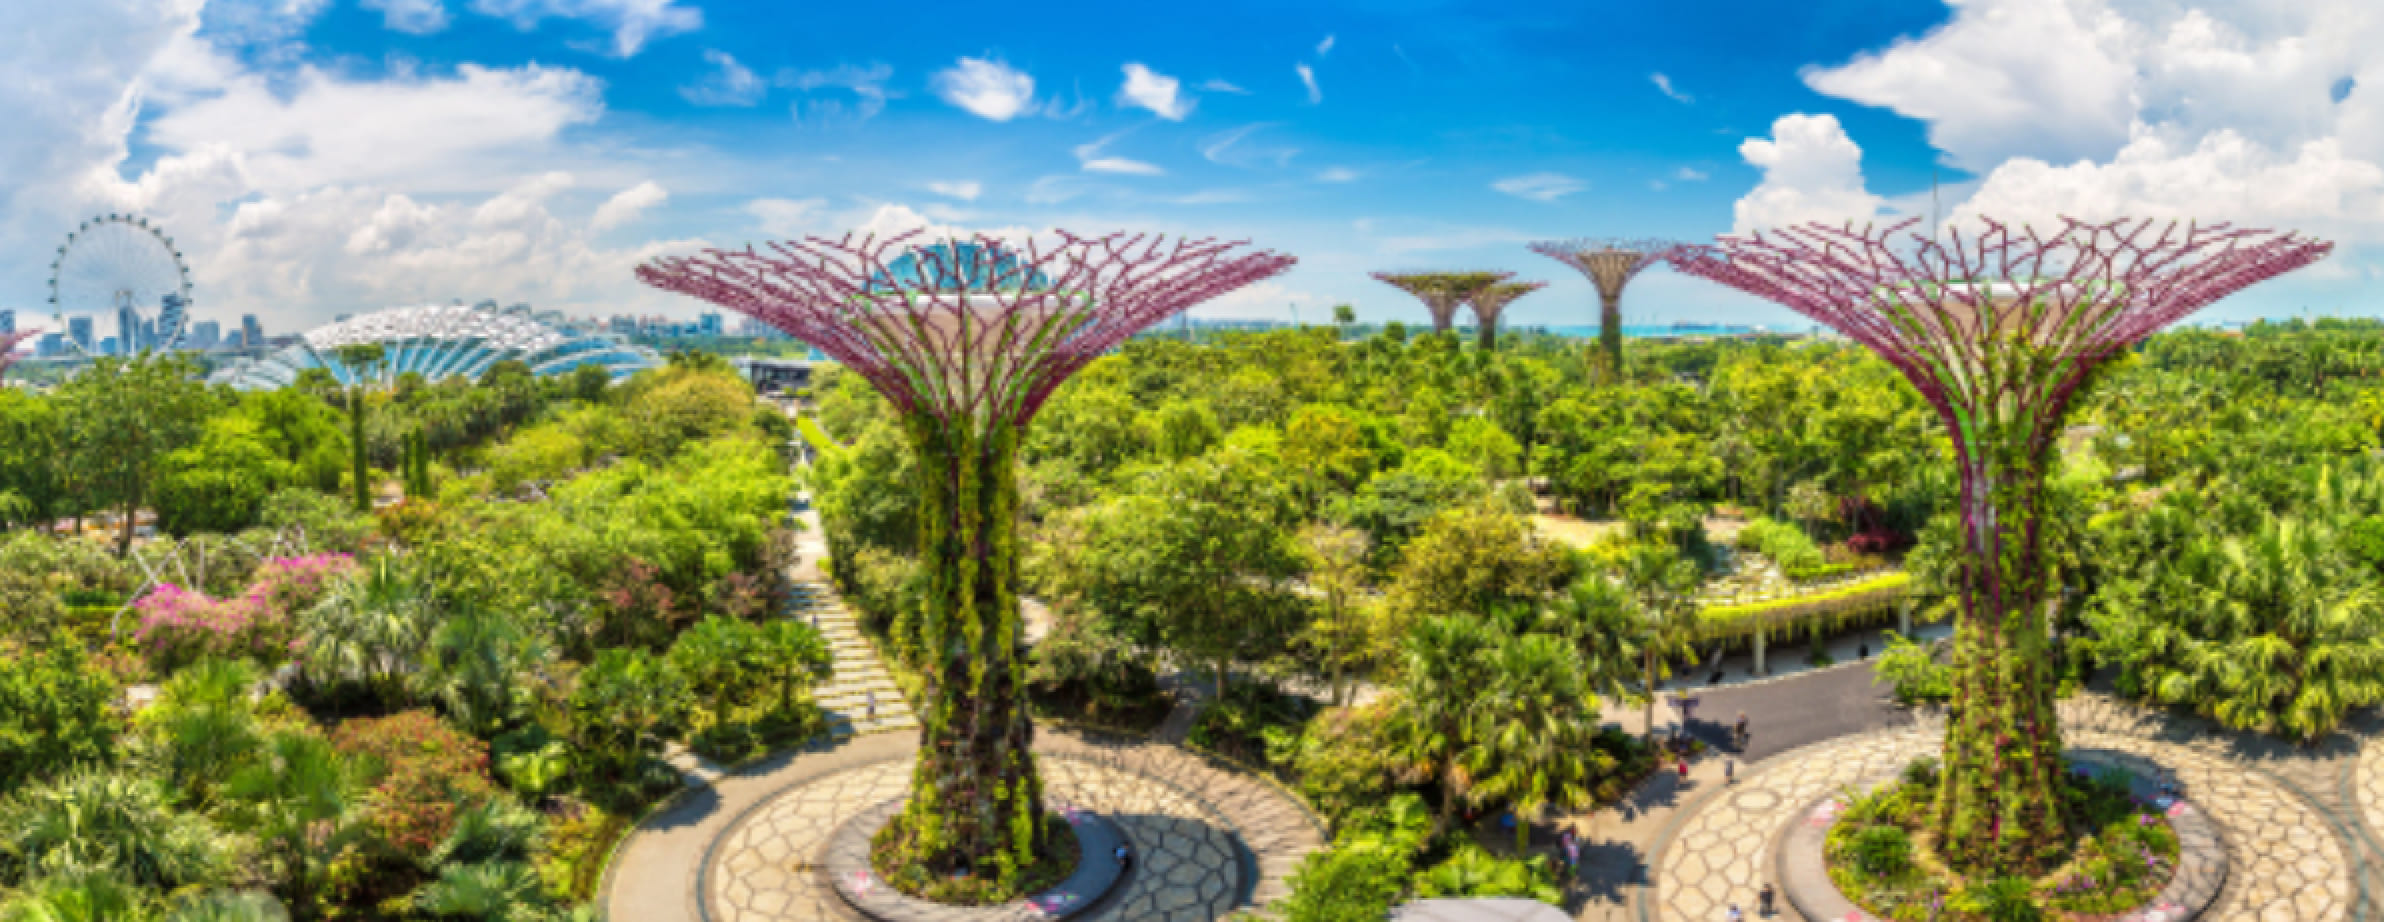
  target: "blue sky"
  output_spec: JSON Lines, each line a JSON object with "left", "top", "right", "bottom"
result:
{"left": 6, "top": 0, "right": 2382, "bottom": 336}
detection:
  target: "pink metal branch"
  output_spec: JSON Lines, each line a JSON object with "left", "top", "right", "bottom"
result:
{"left": 637, "top": 232, "right": 1293, "bottom": 427}
{"left": 1665, "top": 217, "right": 2332, "bottom": 438}
{"left": 0, "top": 329, "right": 38, "bottom": 378}
{"left": 1529, "top": 238, "right": 1681, "bottom": 300}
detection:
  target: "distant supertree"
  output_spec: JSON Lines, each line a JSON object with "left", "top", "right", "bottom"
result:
{"left": 637, "top": 231, "right": 1293, "bottom": 889}
{"left": 1529, "top": 238, "right": 1678, "bottom": 378}
{"left": 1669, "top": 217, "right": 2330, "bottom": 874}
{"left": 1466, "top": 280, "right": 1544, "bottom": 350}
{"left": 1372, "top": 271, "right": 1509, "bottom": 336}
{"left": 0, "top": 330, "right": 37, "bottom": 378}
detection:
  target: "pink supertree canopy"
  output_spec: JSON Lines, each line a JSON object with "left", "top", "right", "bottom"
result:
{"left": 637, "top": 231, "right": 1294, "bottom": 428}
{"left": 1666, "top": 217, "right": 2332, "bottom": 436}
{"left": 0, "top": 329, "right": 39, "bottom": 377}
{"left": 1529, "top": 237, "right": 1679, "bottom": 297}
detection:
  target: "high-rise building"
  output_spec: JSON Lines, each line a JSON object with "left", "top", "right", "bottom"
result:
{"left": 118, "top": 306, "right": 140, "bottom": 354}
{"left": 99, "top": 336, "right": 119, "bottom": 356}
{"left": 611, "top": 315, "right": 637, "bottom": 337}
{"left": 36, "top": 333, "right": 64, "bottom": 358}
{"left": 189, "top": 320, "right": 221, "bottom": 350}
{"left": 0, "top": 310, "right": 15, "bottom": 335}
{"left": 241, "top": 315, "right": 263, "bottom": 351}
{"left": 67, "top": 316, "right": 92, "bottom": 352}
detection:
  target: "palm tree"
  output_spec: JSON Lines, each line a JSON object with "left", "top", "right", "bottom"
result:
{"left": 0, "top": 770, "right": 226, "bottom": 890}
{"left": 1543, "top": 576, "right": 1644, "bottom": 709}
{"left": 297, "top": 558, "right": 434, "bottom": 707}
{"left": 1616, "top": 543, "right": 1702, "bottom": 739}
{"left": 138, "top": 659, "right": 264, "bottom": 806}
{"left": 1391, "top": 614, "right": 1500, "bottom": 834}
{"left": 222, "top": 731, "right": 368, "bottom": 919}
{"left": 0, "top": 870, "right": 154, "bottom": 922}
{"left": 414, "top": 608, "right": 550, "bottom": 737}
{"left": 2154, "top": 516, "right": 2384, "bottom": 740}
{"left": 412, "top": 861, "right": 545, "bottom": 919}
{"left": 160, "top": 892, "right": 286, "bottom": 922}
{"left": 1461, "top": 631, "right": 1608, "bottom": 853}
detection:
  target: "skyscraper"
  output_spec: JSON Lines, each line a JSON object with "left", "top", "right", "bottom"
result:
{"left": 241, "top": 315, "right": 263, "bottom": 351}
{"left": 0, "top": 310, "right": 14, "bottom": 335}
{"left": 698, "top": 313, "right": 723, "bottom": 336}
{"left": 67, "top": 316, "right": 92, "bottom": 352}
{"left": 189, "top": 320, "right": 221, "bottom": 350}
{"left": 118, "top": 306, "right": 140, "bottom": 354}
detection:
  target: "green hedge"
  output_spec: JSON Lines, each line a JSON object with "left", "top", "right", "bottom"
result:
{"left": 1698, "top": 570, "right": 1912, "bottom": 639}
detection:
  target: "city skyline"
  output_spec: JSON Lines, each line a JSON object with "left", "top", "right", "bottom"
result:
{"left": 4, "top": 1, "right": 2383, "bottom": 338}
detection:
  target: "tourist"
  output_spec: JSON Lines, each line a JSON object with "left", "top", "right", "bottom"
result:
{"left": 1561, "top": 829, "right": 1580, "bottom": 872}
{"left": 1759, "top": 882, "right": 1776, "bottom": 916}
{"left": 865, "top": 691, "right": 878, "bottom": 722}
{"left": 1859, "top": 640, "right": 1870, "bottom": 660}
{"left": 1676, "top": 757, "right": 1689, "bottom": 781}
{"left": 1725, "top": 759, "right": 1736, "bottom": 785}
{"left": 1728, "top": 903, "right": 1743, "bottom": 922}
{"left": 1734, "top": 712, "right": 1750, "bottom": 750}
{"left": 1115, "top": 842, "right": 1133, "bottom": 872}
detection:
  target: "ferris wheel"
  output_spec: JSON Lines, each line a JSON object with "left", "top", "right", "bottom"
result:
{"left": 48, "top": 214, "right": 194, "bottom": 355}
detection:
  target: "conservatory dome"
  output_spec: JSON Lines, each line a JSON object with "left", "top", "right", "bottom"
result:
{"left": 211, "top": 304, "right": 660, "bottom": 390}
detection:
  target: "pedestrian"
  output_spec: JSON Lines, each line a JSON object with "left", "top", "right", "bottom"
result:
{"left": 1676, "top": 758, "right": 1689, "bottom": 781}
{"left": 1728, "top": 903, "right": 1743, "bottom": 922}
{"left": 1115, "top": 842, "right": 1133, "bottom": 872}
{"left": 1859, "top": 641, "right": 1870, "bottom": 660}
{"left": 1561, "top": 829, "right": 1580, "bottom": 872}
{"left": 1734, "top": 712, "right": 1750, "bottom": 749}
{"left": 1759, "top": 882, "right": 1776, "bottom": 916}
{"left": 865, "top": 690, "right": 878, "bottom": 722}
{"left": 1725, "top": 759, "right": 1736, "bottom": 785}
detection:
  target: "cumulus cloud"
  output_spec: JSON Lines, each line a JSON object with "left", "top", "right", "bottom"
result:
{"left": 467, "top": 0, "right": 700, "bottom": 57}
{"left": 1956, "top": 130, "right": 2384, "bottom": 230}
{"left": 1118, "top": 62, "right": 1193, "bottom": 120}
{"left": 1296, "top": 63, "right": 1321, "bottom": 104}
{"left": 1492, "top": 172, "right": 1585, "bottom": 202}
{"left": 933, "top": 57, "right": 1036, "bottom": 121}
{"left": 927, "top": 180, "right": 982, "bottom": 201}
{"left": 361, "top": 0, "right": 448, "bottom": 34}
{"left": 745, "top": 198, "right": 827, "bottom": 236}
{"left": 1732, "top": 113, "right": 1884, "bottom": 232}
{"left": 681, "top": 49, "right": 765, "bottom": 107}
{"left": 591, "top": 180, "right": 667, "bottom": 230}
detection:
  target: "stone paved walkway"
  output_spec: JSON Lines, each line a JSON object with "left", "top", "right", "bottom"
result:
{"left": 789, "top": 581, "right": 918, "bottom": 740}
{"left": 1645, "top": 695, "right": 2353, "bottom": 922}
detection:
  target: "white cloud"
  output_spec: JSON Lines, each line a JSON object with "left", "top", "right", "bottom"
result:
{"left": 1200, "top": 123, "right": 1296, "bottom": 167}
{"left": 1073, "top": 131, "right": 1163, "bottom": 176}
{"left": 1732, "top": 113, "right": 1885, "bottom": 233}
{"left": 591, "top": 180, "right": 667, "bottom": 230}
{"left": 1651, "top": 72, "right": 1693, "bottom": 104}
{"left": 745, "top": 197, "right": 827, "bottom": 236}
{"left": 1491, "top": 172, "right": 1586, "bottom": 202}
{"left": 1955, "top": 130, "right": 2384, "bottom": 231}
{"left": 681, "top": 49, "right": 765, "bottom": 107}
{"left": 1317, "top": 166, "right": 1359, "bottom": 182}
{"left": 466, "top": 0, "right": 701, "bottom": 57}
{"left": 782, "top": 62, "right": 892, "bottom": 123}
{"left": 362, "top": 0, "right": 448, "bottom": 34}
{"left": 1200, "top": 78, "right": 1248, "bottom": 94}
{"left": 1676, "top": 166, "right": 1709, "bottom": 181}
{"left": 1316, "top": 34, "right": 1336, "bottom": 56}
{"left": 933, "top": 57, "right": 1036, "bottom": 121}
{"left": 927, "top": 180, "right": 983, "bottom": 201}
{"left": 1082, "top": 157, "right": 1164, "bottom": 176}
{"left": 1118, "top": 62, "right": 1194, "bottom": 120}
{"left": 1296, "top": 64, "right": 1321, "bottom": 104}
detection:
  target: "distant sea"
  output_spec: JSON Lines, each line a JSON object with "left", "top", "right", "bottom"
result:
{"left": 1539, "top": 323, "right": 1767, "bottom": 339}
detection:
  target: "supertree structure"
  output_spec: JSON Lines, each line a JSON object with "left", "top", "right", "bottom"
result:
{"left": 638, "top": 231, "right": 1293, "bottom": 891}
{"left": 1372, "top": 271, "right": 1508, "bottom": 335}
{"left": 0, "top": 329, "right": 37, "bottom": 378}
{"left": 1529, "top": 238, "right": 1678, "bottom": 379}
{"left": 1465, "top": 280, "right": 1544, "bottom": 350}
{"left": 1669, "top": 217, "right": 2329, "bottom": 873}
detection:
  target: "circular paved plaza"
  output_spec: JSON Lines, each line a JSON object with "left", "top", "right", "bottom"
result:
{"left": 1651, "top": 697, "right": 2354, "bottom": 922}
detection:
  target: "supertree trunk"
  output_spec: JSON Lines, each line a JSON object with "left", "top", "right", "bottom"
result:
{"left": 1936, "top": 415, "right": 2067, "bottom": 871}
{"left": 1373, "top": 271, "right": 1506, "bottom": 338}
{"left": 901, "top": 415, "right": 1045, "bottom": 875}
{"left": 1598, "top": 291, "right": 1624, "bottom": 378}
{"left": 1468, "top": 280, "right": 1544, "bottom": 352}
{"left": 1667, "top": 217, "right": 2330, "bottom": 874}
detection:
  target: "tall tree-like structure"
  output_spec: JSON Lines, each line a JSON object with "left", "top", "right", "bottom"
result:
{"left": 0, "top": 329, "right": 39, "bottom": 378}
{"left": 1530, "top": 238, "right": 1677, "bottom": 378}
{"left": 1373, "top": 271, "right": 1508, "bottom": 335}
{"left": 638, "top": 231, "right": 1293, "bottom": 890}
{"left": 1669, "top": 217, "right": 2329, "bottom": 873}
{"left": 1466, "top": 280, "right": 1544, "bottom": 350}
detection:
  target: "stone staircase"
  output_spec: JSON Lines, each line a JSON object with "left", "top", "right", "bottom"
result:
{"left": 786, "top": 580, "right": 919, "bottom": 740}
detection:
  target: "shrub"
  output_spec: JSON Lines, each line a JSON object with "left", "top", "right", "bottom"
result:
{"left": 534, "top": 806, "right": 627, "bottom": 904}
{"left": 131, "top": 584, "right": 282, "bottom": 671}
{"left": 1953, "top": 876, "right": 2042, "bottom": 922}
{"left": 0, "top": 636, "right": 121, "bottom": 792}
{"left": 1850, "top": 825, "right": 1912, "bottom": 875}
{"left": 0, "top": 769, "right": 227, "bottom": 890}
{"left": 331, "top": 711, "right": 501, "bottom": 862}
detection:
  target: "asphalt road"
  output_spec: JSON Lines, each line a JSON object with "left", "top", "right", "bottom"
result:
{"left": 1668, "top": 660, "right": 1913, "bottom": 763}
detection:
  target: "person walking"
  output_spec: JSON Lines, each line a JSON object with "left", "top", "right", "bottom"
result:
{"left": 865, "top": 690, "right": 878, "bottom": 723}
{"left": 1734, "top": 712, "right": 1750, "bottom": 750}
{"left": 1115, "top": 842, "right": 1133, "bottom": 872}
{"left": 1676, "top": 757, "right": 1690, "bottom": 781}
{"left": 1759, "top": 882, "right": 1776, "bottom": 917}
{"left": 1728, "top": 904, "right": 1744, "bottom": 922}
{"left": 1561, "top": 829, "right": 1580, "bottom": 874}
{"left": 1725, "top": 759, "right": 1737, "bottom": 785}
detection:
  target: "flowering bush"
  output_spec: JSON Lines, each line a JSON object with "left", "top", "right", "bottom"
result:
{"left": 132, "top": 584, "right": 280, "bottom": 671}
{"left": 131, "top": 554, "right": 353, "bottom": 671}
{"left": 331, "top": 710, "right": 501, "bottom": 862}
{"left": 250, "top": 553, "right": 357, "bottom": 615}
